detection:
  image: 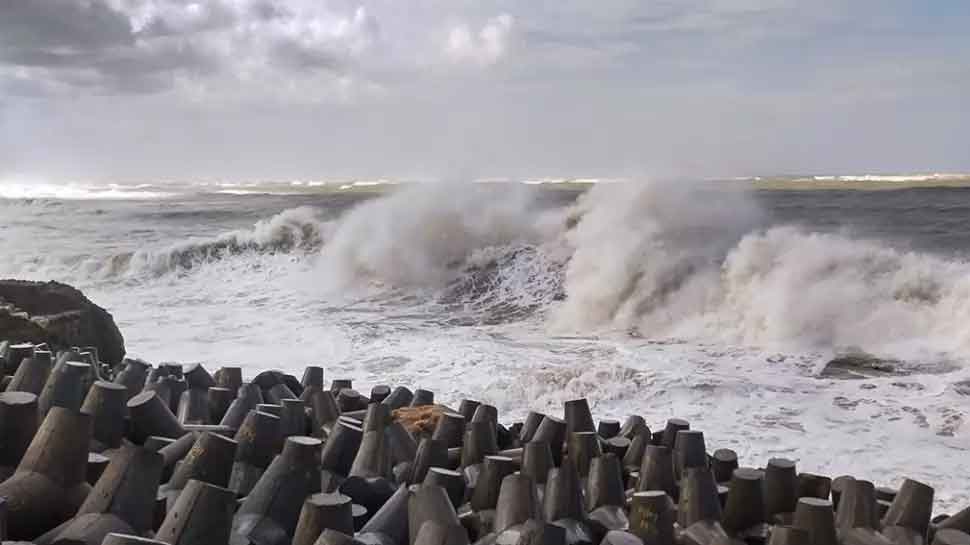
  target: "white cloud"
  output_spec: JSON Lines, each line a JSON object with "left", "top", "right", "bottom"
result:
{"left": 444, "top": 14, "right": 514, "bottom": 66}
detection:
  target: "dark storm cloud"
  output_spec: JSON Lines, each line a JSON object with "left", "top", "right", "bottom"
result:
{"left": 0, "top": 0, "right": 367, "bottom": 96}
{"left": 0, "top": 0, "right": 134, "bottom": 57}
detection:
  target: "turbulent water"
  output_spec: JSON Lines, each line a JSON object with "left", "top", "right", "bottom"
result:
{"left": 2, "top": 181, "right": 969, "bottom": 509}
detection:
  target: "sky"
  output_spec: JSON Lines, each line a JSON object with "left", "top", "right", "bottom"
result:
{"left": 1, "top": 0, "right": 969, "bottom": 183}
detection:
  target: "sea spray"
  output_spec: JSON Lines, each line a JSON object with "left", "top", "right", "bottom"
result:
{"left": 552, "top": 180, "right": 762, "bottom": 332}
{"left": 553, "top": 182, "right": 970, "bottom": 358}
{"left": 315, "top": 182, "right": 564, "bottom": 290}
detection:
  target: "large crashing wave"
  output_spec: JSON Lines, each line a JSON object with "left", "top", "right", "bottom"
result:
{"left": 313, "top": 181, "right": 970, "bottom": 357}
{"left": 85, "top": 206, "right": 329, "bottom": 278}
{"left": 552, "top": 183, "right": 970, "bottom": 357}
{"left": 64, "top": 180, "right": 970, "bottom": 357}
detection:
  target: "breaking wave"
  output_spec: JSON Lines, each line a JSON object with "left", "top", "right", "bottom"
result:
{"left": 44, "top": 180, "right": 970, "bottom": 358}
{"left": 83, "top": 206, "right": 330, "bottom": 278}
{"left": 310, "top": 181, "right": 970, "bottom": 358}
{"left": 0, "top": 182, "right": 176, "bottom": 200}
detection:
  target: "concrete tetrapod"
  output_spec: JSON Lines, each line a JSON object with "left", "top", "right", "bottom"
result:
{"left": 619, "top": 416, "right": 649, "bottom": 441}
{"left": 764, "top": 458, "right": 799, "bottom": 521}
{"left": 471, "top": 456, "right": 518, "bottom": 513}
{"left": 281, "top": 398, "right": 309, "bottom": 437}
{"left": 114, "top": 359, "right": 150, "bottom": 401}
{"left": 369, "top": 385, "right": 391, "bottom": 405}
{"left": 587, "top": 454, "right": 626, "bottom": 511}
{"left": 162, "top": 431, "right": 238, "bottom": 508}
{"left": 127, "top": 390, "right": 187, "bottom": 443}
{"left": 629, "top": 491, "right": 675, "bottom": 545}
{"left": 660, "top": 419, "right": 689, "bottom": 450}
{"left": 938, "top": 505, "right": 970, "bottom": 533}
{"left": 35, "top": 443, "right": 164, "bottom": 545}
{"left": 381, "top": 386, "right": 413, "bottom": 411}
{"left": 836, "top": 478, "right": 879, "bottom": 531}
{"left": 792, "top": 498, "right": 838, "bottom": 545}
{"left": 521, "top": 440, "right": 554, "bottom": 486}
{"left": 310, "top": 389, "right": 341, "bottom": 436}
{"left": 674, "top": 430, "right": 709, "bottom": 483}
{"left": 6, "top": 349, "right": 53, "bottom": 395}
{"left": 214, "top": 367, "right": 244, "bottom": 393}
{"left": 37, "top": 360, "right": 91, "bottom": 418}
{"left": 543, "top": 457, "right": 586, "bottom": 522}
{"left": 622, "top": 430, "right": 651, "bottom": 472}
{"left": 0, "top": 391, "right": 39, "bottom": 481}
{"left": 207, "top": 386, "right": 236, "bottom": 424}
{"left": 231, "top": 436, "right": 323, "bottom": 545}
{"left": 0, "top": 406, "right": 93, "bottom": 540}
{"left": 494, "top": 473, "right": 541, "bottom": 534}
{"left": 587, "top": 454, "right": 629, "bottom": 532}
{"left": 564, "top": 399, "right": 596, "bottom": 438}
{"left": 220, "top": 383, "right": 264, "bottom": 430}
{"left": 156, "top": 479, "right": 236, "bottom": 545}
{"left": 882, "top": 479, "right": 935, "bottom": 537}
{"left": 636, "top": 446, "right": 677, "bottom": 500}
{"left": 933, "top": 529, "right": 970, "bottom": 545}
{"left": 423, "top": 467, "right": 466, "bottom": 510}
{"left": 532, "top": 416, "right": 567, "bottom": 467}
{"left": 408, "top": 484, "right": 461, "bottom": 545}
{"left": 321, "top": 417, "right": 364, "bottom": 476}
{"left": 356, "top": 484, "right": 410, "bottom": 545}
{"left": 568, "top": 432, "right": 602, "bottom": 478}
{"left": 432, "top": 412, "right": 467, "bottom": 449}
{"left": 230, "top": 410, "right": 283, "bottom": 497}
{"left": 292, "top": 492, "right": 355, "bottom": 545}
{"left": 461, "top": 420, "right": 498, "bottom": 469}
{"left": 342, "top": 430, "right": 396, "bottom": 516}
{"left": 413, "top": 520, "right": 470, "bottom": 545}
{"left": 410, "top": 389, "right": 435, "bottom": 407}
{"left": 711, "top": 449, "right": 738, "bottom": 484}
{"left": 406, "top": 437, "right": 447, "bottom": 485}
{"left": 519, "top": 411, "right": 545, "bottom": 445}
{"left": 769, "top": 527, "right": 812, "bottom": 545}
{"left": 81, "top": 380, "right": 127, "bottom": 452}
{"left": 797, "top": 474, "right": 833, "bottom": 501}
{"left": 177, "top": 388, "right": 210, "bottom": 425}
{"left": 721, "top": 468, "right": 766, "bottom": 535}
{"left": 679, "top": 468, "right": 723, "bottom": 529}
{"left": 183, "top": 363, "right": 216, "bottom": 390}
{"left": 597, "top": 419, "right": 621, "bottom": 439}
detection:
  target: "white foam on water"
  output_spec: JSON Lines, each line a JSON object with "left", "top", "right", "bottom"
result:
{"left": 0, "top": 182, "right": 177, "bottom": 200}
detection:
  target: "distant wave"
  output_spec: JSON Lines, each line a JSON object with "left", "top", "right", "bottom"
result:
{"left": 0, "top": 183, "right": 176, "bottom": 200}
{"left": 83, "top": 207, "right": 329, "bottom": 278}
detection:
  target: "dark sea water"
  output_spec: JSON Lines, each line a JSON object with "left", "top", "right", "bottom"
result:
{"left": 1, "top": 182, "right": 968, "bottom": 508}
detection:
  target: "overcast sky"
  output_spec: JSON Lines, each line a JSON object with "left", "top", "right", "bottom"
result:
{"left": 1, "top": 0, "right": 968, "bottom": 183}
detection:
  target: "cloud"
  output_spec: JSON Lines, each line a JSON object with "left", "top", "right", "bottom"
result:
{"left": 0, "top": 0, "right": 384, "bottom": 100}
{"left": 444, "top": 13, "right": 514, "bottom": 66}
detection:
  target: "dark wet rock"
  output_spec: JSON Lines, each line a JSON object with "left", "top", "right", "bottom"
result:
{"left": 0, "top": 280, "right": 125, "bottom": 366}
{"left": 820, "top": 353, "right": 905, "bottom": 380}
{"left": 820, "top": 350, "right": 956, "bottom": 380}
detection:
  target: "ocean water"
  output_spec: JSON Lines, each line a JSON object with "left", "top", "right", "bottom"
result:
{"left": 1, "top": 181, "right": 968, "bottom": 509}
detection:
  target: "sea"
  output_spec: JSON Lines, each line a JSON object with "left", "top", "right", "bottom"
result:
{"left": 1, "top": 180, "right": 968, "bottom": 509}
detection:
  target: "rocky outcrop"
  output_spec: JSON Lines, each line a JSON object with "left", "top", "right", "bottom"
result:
{"left": 0, "top": 280, "right": 125, "bottom": 365}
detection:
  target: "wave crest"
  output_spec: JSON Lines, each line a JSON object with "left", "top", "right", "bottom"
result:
{"left": 86, "top": 206, "right": 329, "bottom": 278}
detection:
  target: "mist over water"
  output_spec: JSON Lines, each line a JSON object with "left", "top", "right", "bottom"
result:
{"left": 2, "top": 181, "right": 969, "bottom": 508}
